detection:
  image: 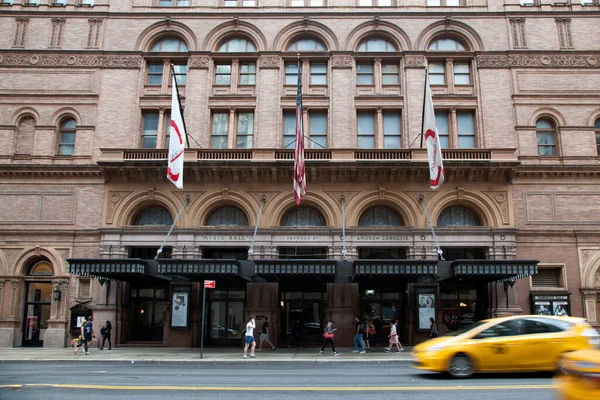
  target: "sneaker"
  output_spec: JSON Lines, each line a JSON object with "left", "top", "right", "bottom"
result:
{"left": 319, "top": 351, "right": 324, "bottom": 356}
{"left": 400, "top": 348, "right": 405, "bottom": 352}
{"left": 359, "top": 351, "right": 366, "bottom": 354}
{"left": 384, "top": 348, "right": 390, "bottom": 352}
{"left": 334, "top": 352, "right": 341, "bottom": 356}
{"left": 352, "top": 350, "right": 359, "bottom": 353}
{"left": 272, "top": 347, "right": 276, "bottom": 351}
{"left": 249, "top": 354, "right": 256, "bottom": 358}
{"left": 243, "top": 356, "right": 248, "bottom": 359}
{"left": 85, "top": 352, "right": 90, "bottom": 355}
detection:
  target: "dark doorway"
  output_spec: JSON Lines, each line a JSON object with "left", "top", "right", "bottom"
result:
{"left": 281, "top": 291, "right": 326, "bottom": 345}
{"left": 22, "top": 282, "right": 52, "bottom": 347}
{"left": 205, "top": 289, "right": 245, "bottom": 345}
{"left": 131, "top": 287, "right": 169, "bottom": 341}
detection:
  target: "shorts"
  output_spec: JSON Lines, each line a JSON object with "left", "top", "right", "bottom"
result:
{"left": 244, "top": 335, "right": 255, "bottom": 344}
{"left": 260, "top": 333, "right": 269, "bottom": 342}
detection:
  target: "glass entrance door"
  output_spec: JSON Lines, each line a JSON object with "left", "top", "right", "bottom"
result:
{"left": 206, "top": 289, "right": 245, "bottom": 345}
{"left": 22, "top": 282, "right": 52, "bottom": 347}
{"left": 282, "top": 292, "right": 326, "bottom": 344}
{"left": 131, "top": 287, "right": 168, "bottom": 341}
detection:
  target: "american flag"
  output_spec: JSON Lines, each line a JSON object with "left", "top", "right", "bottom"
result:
{"left": 293, "top": 59, "right": 306, "bottom": 205}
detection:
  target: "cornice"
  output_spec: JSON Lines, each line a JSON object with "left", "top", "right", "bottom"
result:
{"left": 0, "top": 164, "right": 103, "bottom": 179}
{"left": 477, "top": 53, "right": 600, "bottom": 68}
{"left": 0, "top": 52, "right": 142, "bottom": 69}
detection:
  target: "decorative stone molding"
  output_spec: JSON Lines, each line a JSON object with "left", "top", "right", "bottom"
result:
{"left": 483, "top": 191, "right": 510, "bottom": 225}
{"left": 477, "top": 54, "right": 600, "bottom": 68}
{"left": 0, "top": 53, "right": 142, "bottom": 68}
{"left": 324, "top": 191, "right": 359, "bottom": 204}
{"left": 0, "top": 279, "right": 4, "bottom": 319}
{"left": 258, "top": 55, "right": 281, "bottom": 69}
{"left": 404, "top": 55, "right": 426, "bottom": 68}
{"left": 106, "top": 191, "right": 132, "bottom": 224}
{"left": 582, "top": 290, "right": 598, "bottom": 324}
{"left": 247, "top": 191, "right": 282, "bottom": 208}
{"left": 188, "top": 55, "right": 211, "bottom": 69}
{"left": 10, "top": 280, "right": 19, "bottom": 318}
{"left": 331, "top": 55, "right": 353, "bottom": 69}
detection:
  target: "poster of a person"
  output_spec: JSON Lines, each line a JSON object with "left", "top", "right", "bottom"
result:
{"left": 553, "top": 302, "right": 569, "bottom": 316}
{"left": 418, "top": 294, "right": 436, "bottom": 330}
{"left": 535, "top": 302, "right": 551, "bottom": 315}
{"left": 418, "top": 295, "right": 435, "bottom": 308}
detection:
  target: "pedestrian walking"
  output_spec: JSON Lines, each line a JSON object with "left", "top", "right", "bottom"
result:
{"left": 75, "top": 316, "right": 94, "bottom": 355}
{"left": 427, "top": 317, "right": 439, "bottom": 339}
{"left": 319, "top": 321, "right": 340, "bottom": 356}
{"left": 243, "top": 316, "right": 256, "bottom": 359}
{"left": 384, "top": 318, "right": 404, "bottom": 353}
{"left": 258, "top": 316, "right": 275, "bottom": 352}
{"left": 367, "top": 319, "right": 378, "bottom": 347}
{"left": 100, "top": 320, "right": 112, "bottom": 350}
{"left": 289, "top": 318, "right": 301, "bottom": 349}
{"left": 352, "top": 316, "right": 366, "bottom": 354}
{"left": 73, "top": 317, "right": 86, "bottom": 354}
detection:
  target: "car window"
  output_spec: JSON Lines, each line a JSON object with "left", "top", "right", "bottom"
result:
{"left": 523, "top": 318, "right": 571, "bottom": 334}
{"left": 473, "top": 319, "right": 523, "bottom": 339}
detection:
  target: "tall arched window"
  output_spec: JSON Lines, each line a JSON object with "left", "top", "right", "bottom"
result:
{"left": 438, "top": 206, "right": 481, "bottom": 226}
{"left": 134, "top": 206, "right": 173, "bottom": 226}
{"left": 594, "top": 118, "right": 600, "bottom": 156}
{"left": 207, "top": 206, "right": 249, "bottom": 226}
{"left": 536, "top": 118, "right": 557, "bottom": 156}
{"left": 359, "top": 206, "right": 403, "bottom": 226}
{"left": 282, "top": 207, "right": 326, "bottom": 227}
{"left": 58, "top": 118, "right": 76, "bottom": 156}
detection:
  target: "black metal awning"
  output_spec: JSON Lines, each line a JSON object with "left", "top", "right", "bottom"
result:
{"left": 451, "top": 259, "right": 538, "bottom": 282}
{"left": 157, "top": 259, "right": 247, "bottom": 281}
{"left": 255, "top": 260, "right": 336, "bottom": 275}
{"left": 67, "top": 258, "right": 172, "bottom": 282}
{"left": 354, "top": 260, "right": 438, "bottom": 276}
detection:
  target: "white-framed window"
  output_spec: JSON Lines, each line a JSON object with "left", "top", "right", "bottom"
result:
{"left": 223, "top": 0, "right": 256, "bottom": 6}
{"left": 536, "top": 118, "right": 557, "bottom": 156}
{"left": 427, "top": 38, "right": 472, "bottom": 93}
{"left": 309, "top": 111, "right": 327, "bottom": 148}
{"left": 383, "top": 111, "right": 401, "bottom": 148}
{"left": 158, "top": 0, "right": 191, "bottom": 6}
{"left": 52, "top": 0, "right": 67, "bottom": 6}
{"left": 211, "top": 111, "right": 255, "bottom": 149}
{"left": 519, "top": 0, "right": 537, "bottom": 6}
{"left": 58, "top": 118, "right": 76, "bottom": 156}
{"left": 214, "top": 38, "right": 258, "bottom": 92}
{"left": 80, "top": 0, "right": 94, "bottom": 5}
{"left": 434, "top": 110, "right": 476, "bottom": 148}
{"left": 531, "top": 264, "right": 566, "bottom": 290}
{"left": 356, "top": 110, "right": 402, "bottom": 149}
{"left": 357, "top": 111, "right": 376, "bottom": 149}
{"left": 146, "top": 38, "right": 189, "bottom": 90}
{"left": 283, "top": 111, "right": 297, "bottom": 149}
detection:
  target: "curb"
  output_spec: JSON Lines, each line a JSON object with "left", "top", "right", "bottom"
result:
{"left": 0, "top": 358, "right": 413, "bottom": 364}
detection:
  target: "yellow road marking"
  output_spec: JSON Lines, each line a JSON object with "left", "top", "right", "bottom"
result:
{"left": 0, "top": 384, "right": 557, "bottom": 391}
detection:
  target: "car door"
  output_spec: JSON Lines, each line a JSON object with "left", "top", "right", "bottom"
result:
{"left": 470, "top": 319, "right": 524, "bottom": 371}
{"left": 519, "top": 317, "right": 570, "bottom": 370}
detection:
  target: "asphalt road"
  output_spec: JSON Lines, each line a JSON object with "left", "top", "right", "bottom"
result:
{"left": 0, "top": 361, "right": 556, "bottom": 400}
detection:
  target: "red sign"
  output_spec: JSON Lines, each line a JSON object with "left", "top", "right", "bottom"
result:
{"left": 204, "top": 280, "right": 216, "bottom": 289}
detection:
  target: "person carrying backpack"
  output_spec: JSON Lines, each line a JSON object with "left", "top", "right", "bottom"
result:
{"left": 100, "top": 320, "right": 112, "bottom": 350}
{"left": 75, "top": 316, "right": 94, "bottom": 355}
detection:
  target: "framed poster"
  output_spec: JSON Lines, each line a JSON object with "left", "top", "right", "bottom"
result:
{"left": 171, "top": 285, "right": 191, "bottom": 328}
{"left": 418, "top": 294, "right": 436, "bottom": 330}
{"left": 531, "top": 294, "right": 570, "bottom": 317}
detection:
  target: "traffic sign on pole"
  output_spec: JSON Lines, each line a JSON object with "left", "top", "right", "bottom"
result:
{"left": 204, "top": 280, "right": 216, "bottom": 289}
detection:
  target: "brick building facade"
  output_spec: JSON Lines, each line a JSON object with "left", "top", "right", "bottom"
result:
{"left": 0, "top": 0, "right": 599, "bottom": 348}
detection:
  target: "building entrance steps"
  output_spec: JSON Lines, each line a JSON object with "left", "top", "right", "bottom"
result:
{"left": 0, "top": 346, "right": 413, "bottom": 363}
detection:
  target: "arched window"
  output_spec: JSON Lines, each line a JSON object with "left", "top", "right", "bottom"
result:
{"left": 58, "top": 118, "right": 76, "bottom": 156}
{"left": 282, "top": 207, "right": 326, "bottom": 227}
{"left": 29, "top": 260, "right": 54, "bottom": 276}
{"left": 150, "top": 37, "right": 188, "bottom": 52}
{"left": 134, "top": 206, "right": 173, "bottom": 226}
{"left": 428, "top": 38, "right": 466, "bottom": 51}
{"left": 359, "top": 206, "right": 403, "bottom": 226}
{"left": 207, "top": 206, "right": 249, "bottom": 226}
{"left": 218, "top": 38, "right": 256, "bottom": 52}
{"left": 536, "top": 118, "right": 557, "bottom": 156}
{"left": 438, "top": 206, "right": 481, "bottom": 226}
{"left": 357, "top": 38, "right": 397, "bottom": 52}
{"left": 286, "top": 38, "right": 326, "bottom": 52}
{"left": 594, "top": 118, "right": 600, "bottom": 156}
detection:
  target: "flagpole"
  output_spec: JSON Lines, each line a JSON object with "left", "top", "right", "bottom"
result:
{"left": 154, "top": 195, "right": 190, "bottom": 260}
{"left": 420, "top": 69, "right": 428, "bottom": 149}
{"left": 170, "top": 64, "right": 190, "bottom": 149}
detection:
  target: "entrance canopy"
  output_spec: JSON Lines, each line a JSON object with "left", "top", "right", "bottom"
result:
{"left": 450, "top": 259, "right": 538, "bottom": 282}
{"left": 157, "top": 259, "right": 248, "bottom": 282}
{"left": 255, "top": 259, "right": 336, "bottom": 288}
{"left": 67, "top": 258, "right": 172, "bottom": 283}
{"left": 353, "top": 260, "right": 438, "bottom": 287}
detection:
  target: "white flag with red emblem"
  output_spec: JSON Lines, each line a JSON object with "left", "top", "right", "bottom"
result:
{"left": 167, "top": 74, "right": 185, "bottom": 189}
{"left": 423, "top": 76, "right": 445, "bottom": 190}
{"left": 293, "top": 60, "right": 306, "bottom": 205}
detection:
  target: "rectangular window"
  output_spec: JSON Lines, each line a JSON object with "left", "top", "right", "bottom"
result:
{"left": 292, "top": 0, "right": 323, "bottom": 5}
{"left": 435, "top": 111, "right": 449, "bottom": 149}
{"left": 457, "top": 111, "right": 475, "bottom": 148}
{"left": 59, "top": 132, "right": 75, "bottom": 156}
{"left": 596, "top": 133, "right": 600, "bottom": 156}
{"left": 80, "top": 0, "right": 94, "bottom": 5}
{"left": 212, "top": 113, "right": 229, "bottom": 149}
{"left": 357, "top": 111, "right": 375, "bottom": 149}
{"left": 172, "top": 64, "right": 187, "bottom": 85}
{"left": 224, "top": 0, "right": 256, "bottom": 5}
{"left": 215, "top": 64, "right": 231, "bottom": 85}
{"left": 429, "top": 62, "right": 445, "bottom": 85}
{"left": 147, "top": 64, "right": 163, "bottom": 85}
{"left": 357, "top": 63, "right": 374, "bottom": 85}
{"left": 285, "top": 62, "right": 299, "bottom": 85}
{"left": 519, "top": 0, "right": 536, "bottom": 5}
{"left": 309, "top": 111, "right": 327, "bottom": 149}
{"left": 239, "top": 63, "right": 256, "bottom": 85}
{"left": 383, "top": 112, "right": 401, "bottom": 149}
{"left": 142, "top": 112, "right": 159, "bottom": 149}
{"left": 160, "top": 0, "right": 190, "bottom": 6}
{"left": 237, "top": 112, "right": 254, "bottom": 149}
{"left": 283, "top": 111, "right": 297, "bottom": 149}
{"left": 453, "top": 62, "right": 470, "bottom": 85}
{"left": 359, "top": 0, "right": 373, "bottom": 4}
{"left": 164, "top": 112, "right": 171, "bottom": 147}
{"left": 53, "top": 0, "right": 67, "bottom": 5}
{"left": 382, "top": 63, "right": 399, "bottom": 85}
{"left": 537, "top": 133, "right": 556, "bottom": 156}
{"left": 428, "top": 0, "right": 461, "bottom": 4}
{"left": 310, "top": 62, "right": 327, "bottom": 85}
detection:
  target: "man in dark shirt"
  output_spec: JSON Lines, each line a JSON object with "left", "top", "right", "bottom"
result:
{"left": 352, "top": 316, "right": 366, "bottom": 354}
{"left": 258, "top": 316, "right": 275, "bottom": 351}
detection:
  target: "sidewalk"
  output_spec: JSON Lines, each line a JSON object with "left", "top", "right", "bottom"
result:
{"left": 0, "top": 346, "right": 413, "bottom": 363}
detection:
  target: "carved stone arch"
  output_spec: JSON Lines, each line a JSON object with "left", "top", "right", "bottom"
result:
{"left": 346, "top": 190, "right": 417, "bottom": 228}
{"left": 0, "top": 250, "right": 10, "bottom": 276}
{"left": 345, "top": 21, "right": 411, "bottom": 52}
{"left": 530, "top": 108, "right": 566, "bottom": 127}
{"left": 13, "top": 247, "right": 67, "bottom": 277}
{"left": 190, "top": 190, "right": 257, "bottom": 227}
{"left": 273, "top": 20, "right": 339, "bottom": 52}
{"left": 51, "top": 107, "right": 83, "bottom": 126}
{"left": 428, "top": 190, "right": 500, "bottom": 227}
{"left": 588, "top": 108, "right": 600, "bottom": 126}
{"left": 115, "top": 191, "right": 182, "bottom": 227}
{"left": 203, "top": 20, "right": 267, "bottom": 52}
{"left": 11, "top": 107, "right": 41, "bottom": 126}
{"left": 265, "top": 192, "right": 338, "bottom": 227}
{"left": 416, "top": 20, "right": 484, "bottom": 52}
{"left": 580, "top": 249, "right": 600, "bottom": 288}
{"left": 136, "top": 19, "right": 197, "bottom": 52}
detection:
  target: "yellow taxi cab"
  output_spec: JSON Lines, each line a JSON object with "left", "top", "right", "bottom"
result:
{"left": 412, "top": 315, "right": 600, "bottom": 378}
{"left": 555, "top": 349, "right": 600, "bottom": 400}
